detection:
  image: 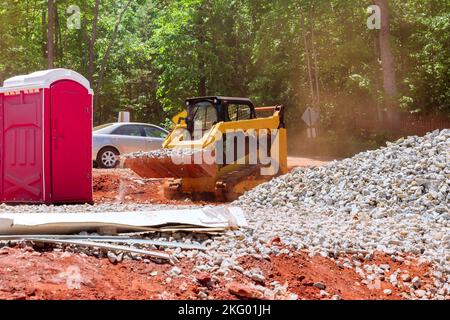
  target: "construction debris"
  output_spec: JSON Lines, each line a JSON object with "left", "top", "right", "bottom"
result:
{"left": 28, "top": 238, "right": 172, "bottom": 261}
{"left": 0, "top": 206, "right": 247, "bottom": 235}
{"left": 0, "top": 235, "right": 207, "bottom": 251}
{"left": 79, "top": 238, "right": 207, "bottom": 251}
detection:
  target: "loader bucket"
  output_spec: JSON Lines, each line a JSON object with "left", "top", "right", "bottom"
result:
{"left": 123, "top": 155, "right": 218, "bottom": 179}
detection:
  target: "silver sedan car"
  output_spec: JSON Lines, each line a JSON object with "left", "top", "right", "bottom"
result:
{"left": 93, "top": 123, "right": 169, "bottom": 168}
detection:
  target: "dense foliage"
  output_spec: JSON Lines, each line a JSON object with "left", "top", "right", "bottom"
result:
{"left": 0, "top": 0, "right": 449, "bottom": 154}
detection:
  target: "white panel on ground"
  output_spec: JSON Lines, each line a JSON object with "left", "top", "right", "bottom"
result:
{"left": 0, "top": 206, "right": 247, "bottom": 235}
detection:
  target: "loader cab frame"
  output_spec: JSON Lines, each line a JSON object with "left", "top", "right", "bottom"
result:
{"left": 185, "top": 96, "right": 256, "bottom": 133}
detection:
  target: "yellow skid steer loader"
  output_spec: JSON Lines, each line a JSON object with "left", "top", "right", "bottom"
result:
{"left": 124, "top": 96, "right": 287, "bottom": 201}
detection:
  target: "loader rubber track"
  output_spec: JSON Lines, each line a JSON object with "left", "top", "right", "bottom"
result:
{"left": 215, "top": 165, "right": 263, "bottom": 202}
{"left": 163, "top": 165, "right": 266, "bottom": 202}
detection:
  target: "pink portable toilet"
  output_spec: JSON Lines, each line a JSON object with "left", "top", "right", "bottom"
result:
{"left": 0, "top": 69, "right": 93, "bottom": 204}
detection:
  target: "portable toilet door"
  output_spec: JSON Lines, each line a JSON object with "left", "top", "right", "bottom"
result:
{"left": 0, "top": 69, "right": 93, "bottom": 204}
{"left": 50, "top": 77, "right": 93, "bottom": 203}
{"left": 0, "top": 85, "right": 44, "bottom": 203}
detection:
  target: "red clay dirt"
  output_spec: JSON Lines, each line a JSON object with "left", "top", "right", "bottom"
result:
{"left": 287, "top": 156, "right": 331, "bottom": 170}
{"left": 94, "top": 157, "right": 330, "bottom": 205}
{"left": 0, "top": 245, "right": 435, "bottom": 300}
{"left": 237, "top": 251, "right": 434, "bottom": 300}
{"left": 93, "top": 169, "right": 213, "bottom": 205}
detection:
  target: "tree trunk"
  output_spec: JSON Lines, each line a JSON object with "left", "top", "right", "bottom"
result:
{"left": 311, "top": 26, "right": 320, "bottom": 106}
{"left": 47, "top": 0, "right": 54, "bottom": 69}
{"left": 95, "top": 0, "right": 132, "bottom": 122}
{"left": 195, "top": 4, "right": 208, "bottom": 97}
{"left": 54, "top": 3, "right": 60, "bottom": 64}
{"left": 80, "top": 1, "right": 89, "bottom": 76}
{"left": 373, "top": 31, "right": 384, "bottom": 122}
{"left": 57, "top": 5, "right": 63, "bottom": 63}
{"left": 374, "top": 0, "right": 399, "bottom": 124}
{"left": 42, "top": 9, "right": 47, "bottom": 62}
{"left": 198, "top": 61, "right": 207, "bottom": 97}
{"left": 301, "top": 16, "right": 315, "bottom": 107}
{"left": 88, "top": 0, "right": 101, "bottom": 85}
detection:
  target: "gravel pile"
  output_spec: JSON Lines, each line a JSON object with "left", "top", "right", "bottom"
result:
{"left": 228, "top": 129, "right": 449, "bottom": 299}
{"left": 239, "top": 130, "right": 449, "bottom": 214}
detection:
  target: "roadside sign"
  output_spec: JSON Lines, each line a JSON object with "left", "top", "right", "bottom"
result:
{"left": 307, "top": 127, "right": 317, "bottom": 138}
{"left": 172, "top": 110, "right": 188, "bottom": 125}
{"left": 302, "top": 107, "right": 320, "bottom": 127}
{"left": 118, "top": 111, "right": 130, "bottom": 123}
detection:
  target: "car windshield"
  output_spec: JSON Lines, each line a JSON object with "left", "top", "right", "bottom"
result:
{"left": 93, "top": 123, "right": 114, "bottom": 132}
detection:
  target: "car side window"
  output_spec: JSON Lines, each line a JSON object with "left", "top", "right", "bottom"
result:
{"left": 112, "top": 125, "right": 144, "bottom": 137}
{"left": 228, "top": 104, "right": 252, "bottom": 121}
{"left": 144, "top": 126, "right": 167, "bottom": 139}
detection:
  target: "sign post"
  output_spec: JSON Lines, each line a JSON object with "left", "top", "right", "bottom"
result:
{"left": 301, "top": 107, "right": 320, "bottom": 138}
{"left": 118, "top": 111, "right": 130, "bottom": 123}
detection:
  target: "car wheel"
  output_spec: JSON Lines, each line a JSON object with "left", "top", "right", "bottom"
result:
{"left": 97, "top": 147, "right": 120, "bottom": 169}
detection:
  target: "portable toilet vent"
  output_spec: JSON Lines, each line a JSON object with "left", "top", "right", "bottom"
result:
{"left": 0, "top": 69, "right": 93, "bottom": 204}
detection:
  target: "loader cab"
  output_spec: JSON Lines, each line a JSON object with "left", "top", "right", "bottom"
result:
{"left": 185, "top": 96, "right": 256, "bottom": 135}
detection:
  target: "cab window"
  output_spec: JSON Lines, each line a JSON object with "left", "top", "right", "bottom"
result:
{"left": 190, "top": 101, "right": 218, "bottom": 131}
{"left": 228, "top": 104, "right": 252, "bottom": 121}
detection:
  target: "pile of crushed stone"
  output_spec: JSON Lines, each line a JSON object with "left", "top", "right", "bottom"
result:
{"left": 233, "top": 130, "right": 449, "bottom": 299}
